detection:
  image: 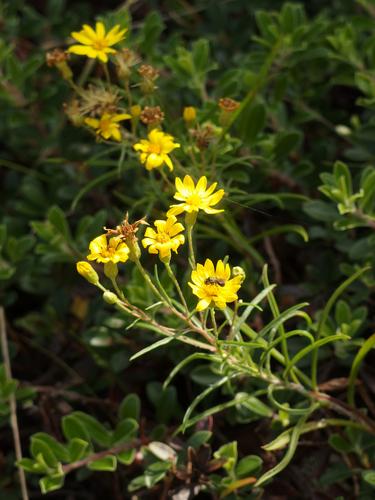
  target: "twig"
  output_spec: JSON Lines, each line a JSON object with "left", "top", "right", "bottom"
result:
{"left": 0, "top": 307, "right": 29, "bottom": 500}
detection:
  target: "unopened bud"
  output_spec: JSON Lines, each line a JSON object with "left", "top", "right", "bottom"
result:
{"left": 183, "top": 106, "right": 196, "bottom": 123}
{"left": 130, "top": 104, "right": 142, "bottom": 118}
{"left": 76, "top": 261, "right": 99, "bottom": 285}
{"left": 232, "top": 266, "right": 246, "bottom": 283}
{"left": 104, "top": 262, "right": 118, "bottom": 279}
{"left": 103, "top": 290, "right": 119, "bottom": 304}
{"left": 127, "top": 239, "right": 141, "bottom": 262}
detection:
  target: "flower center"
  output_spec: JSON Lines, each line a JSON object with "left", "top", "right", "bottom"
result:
{"left": 186, "top": 193, "right": 202, "bottom": 208}
{"left": 156, "top": 233, "right": 170, "bottom": 244}
{"left": 93, "top": 39, "right": 108, "bottom": 51}
{"left": 148, "top": 143, "right": 162, "bottom": 154}
{"left": 101, "top": 247, "right": 116, "bottom": 258}
{"left": 100, "top": 118, "right": 112, "bottom": 131}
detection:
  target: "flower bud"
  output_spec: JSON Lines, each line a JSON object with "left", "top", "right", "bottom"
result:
{"left": 103, "top": 290, "right": 119, "bottom": 304}
{"left": 104, "top": 262, "right": 118, "bottom": 280}
{"left": 127, "top": 239, "right": 142, "bottom": 262}
{"left": 76, "top": 261, "right": 99, "bottom": 285}
{"left": 183, "top": 106, "right": 196, "bottom": 124}
{"left": 130, "top": 104, "right": 142, "bottom": 118}
{"left": 232, "top": 266, "right": 246, "bottom": 283}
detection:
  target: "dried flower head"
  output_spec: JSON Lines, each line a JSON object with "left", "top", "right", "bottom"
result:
{"left": 46, "top": 49, "right": 72, "bottom": 80}
{"left": 79, "top": 85, "right": 121, "bottom": 116}
{"left": 46, "top": 48, "right": 70, "bottom": 67}
{"left": 138, "top": 64, "right": 159, "bottom": 81}
{"left": 140, "top": 106, "right": 165, "bottom": 126}
{"left": 64, "top": 99, "right": 83, "bottom": 126}
{"left": 115, "top": 48, "right": 140, "bottom": 80}
{"left": 218, "top": 97, "right": 240, "bottom": 112}
{"left": 191, "top": 125, "right": 215, "bottom": 150}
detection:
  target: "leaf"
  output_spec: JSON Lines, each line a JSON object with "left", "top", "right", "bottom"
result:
{"left": 62, "top": 414, "right": 90, "bottom": 442}
{"left": 70, "top": 170, "right": 118, "bottom": 212}
{"left": 148, "top": 442, "right": 177, "bottom": 462}
{"left": 71, "top": 412, "right": 111, "bottom": 447}
{"left": 31, "top": 437, "right": 59, "bottom": 468}
{"left": 236, "top": 455, "right": 263, "bottom": 477}
{"left": 68, "top": 438, "right": 89, "bottom": 462}
{"left": 235, "top": 393, "right": 273, "bottom": 417}
{"left": 117, "top": 448, "right": 136, "bottom": 465}
{"left": 255, "top": 414, "right": 309, "bottom": 487}
{"left": 47, "top": 205, "right": 71, "bottom": 240}
{"left": 362, "top": 470, "right": 375, "bottom": 488}
{"left": 236, "top": 102, "right": 266, "bottom": 144}
{"left": 303, "top": 200, "right": 338, "bottom": 222}
{"left": 329, "top": 434, "right": 353, "bottom": 453}
{"left": 214, "top": 442, "right": 237, "bottom": 472}
{"left": 39, "top": 473, "right": 64, "bottom": 494}
{"left": 31, "top": 433, "right": 70, "bottom": 462}
{"left": 186, "top": 431, "right": 212, "bottom": 449}
{"left": 88, "top": 455, "right": 117, "bottom": 471}
{"left": 273, "top": 131, "right": 302, "bottom": 160}
{"left": 112, "top": 418, "right": 138, "bottom": 445}
{"left": 129, "top": 335, "right": 175, "bottom": 361}
{"left": 118, "top": 394, "right": 141, "bottom": 421}
{"left": 347, "top": 333, "right": 375, "bottom": 406}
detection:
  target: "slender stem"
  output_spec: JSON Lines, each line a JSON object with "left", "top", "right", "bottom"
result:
{"left": 0, "top": 308, "right": 29, "bottom": 500}
{"left": 134, "top": 258, "right": 166, "bottom": 304}
{"left": 102, "top": 63, "right": 111, "bottom": 85}
{"left": 187, "top": 224, "right": 196, "bottom": 269}
{"left": 227, "top": 301, "right": 239, "bottom": 341}
{"left": 110, "top": 277, "right": 125, "bottom": 301}
{"left": 164, "top": 262, "right": 189, "bottom": 314}
{"left": 210, "top": 308, "right": 218, "bottom": 337}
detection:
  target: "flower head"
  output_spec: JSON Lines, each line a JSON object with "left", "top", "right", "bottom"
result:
{"left": 133, "top": 129, "right": 180, "bottom": 171}
{"left": 85, "top": 112, "right": 131, "bottom": 141}
{"left": 142, "top": 216, "right": 185, "bottom": 263}
{"left": 67, "top": 22, "right": 127, "bottom": 63}
{"left": 189, "top": 259, "right": 242, "bottom": 311}
{"left": 87, "top": 235, "right": 130, "bottom": 264}
{"left": 167, "top": 175, "right": 224, "bottom": 218}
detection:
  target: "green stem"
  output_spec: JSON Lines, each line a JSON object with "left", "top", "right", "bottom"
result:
{"left": 165, "top": 262, "right": 189, "bottom": 314}
{"left": 187, "top": 224, "right": 196, "bottom": 269}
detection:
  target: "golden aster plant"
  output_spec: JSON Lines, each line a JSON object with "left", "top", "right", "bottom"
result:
{"left": 84, "top": 112, "right": 131, "bottom": 141}
{"left": 133, "top": 129, "right": 180, "bottom": 171}
{"left": 67, "top": 22, "right": 127, "bottom": 62}
{"left": 189, "top": 259, "right": 242, "bottom": 311}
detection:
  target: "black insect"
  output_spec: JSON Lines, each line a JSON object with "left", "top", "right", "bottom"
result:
{"left": 204, "top": 277, "right": 225, "bottom": 287}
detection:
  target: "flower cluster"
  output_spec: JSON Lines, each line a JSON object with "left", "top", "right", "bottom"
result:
{"left": 67, "top": 21, "right": 243, "bottom": 313}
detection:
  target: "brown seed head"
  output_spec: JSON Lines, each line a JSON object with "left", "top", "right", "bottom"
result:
{"left": 140, "top": 106, "right": 164, "bottom": 126}
{"left": 46, "top": 48, "right": 70, "bottom": 67}
{"left": 138, "top": 64, "right": 159, "bottom": 81}
{"left": 218, "top": 97, "right": 240, "bottom": 112}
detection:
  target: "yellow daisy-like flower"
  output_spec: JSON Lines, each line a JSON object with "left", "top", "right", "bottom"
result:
{"left": 85, "top": 113, "right": 131, "bottom": 141}
{"left": 167, "top": 175, "right": 224, "bottom": 217}
{"left": 87, "top": 235, "right": 130, "bottom": 264}
{"left": 133, "top": 129, "right": 180, "bottom": 171}
{"left": 189, "top": 259, "right": 242, "bottom": 311}
{"left": 67, "top": 22, "right": 127, "bottom": 63}
{"left": 142, "top": 216, "right": 185, "bottom": 263}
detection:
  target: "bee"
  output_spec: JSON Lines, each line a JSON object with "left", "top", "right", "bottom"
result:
{"left": 204, "top": 277, "right": 225, "bottom": 287}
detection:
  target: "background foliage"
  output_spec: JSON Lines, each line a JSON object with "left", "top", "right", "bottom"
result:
{"left": 1, "top": 0, "right": 375, "bottom": 498}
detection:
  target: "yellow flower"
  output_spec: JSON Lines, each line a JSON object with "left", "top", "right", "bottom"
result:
{"left": 167, "top": 175, "right": 224, "bottom": 217}
{"left": 133, "top": 129, "right": 180, "bottom": 171}
{"left": 142, "top": 216, "right": 185, "bottom": 263}
{"left": 85, "top": 113, "right": 131, "bottom": 141}
{"left": 87, "top": 235, "right": 130, "bottom": 264}
{"left": 189, "top": 259, "right": 242, "bottom": 311}
{"left": 67, "top": 22, "right": 127, "bottom": 63}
